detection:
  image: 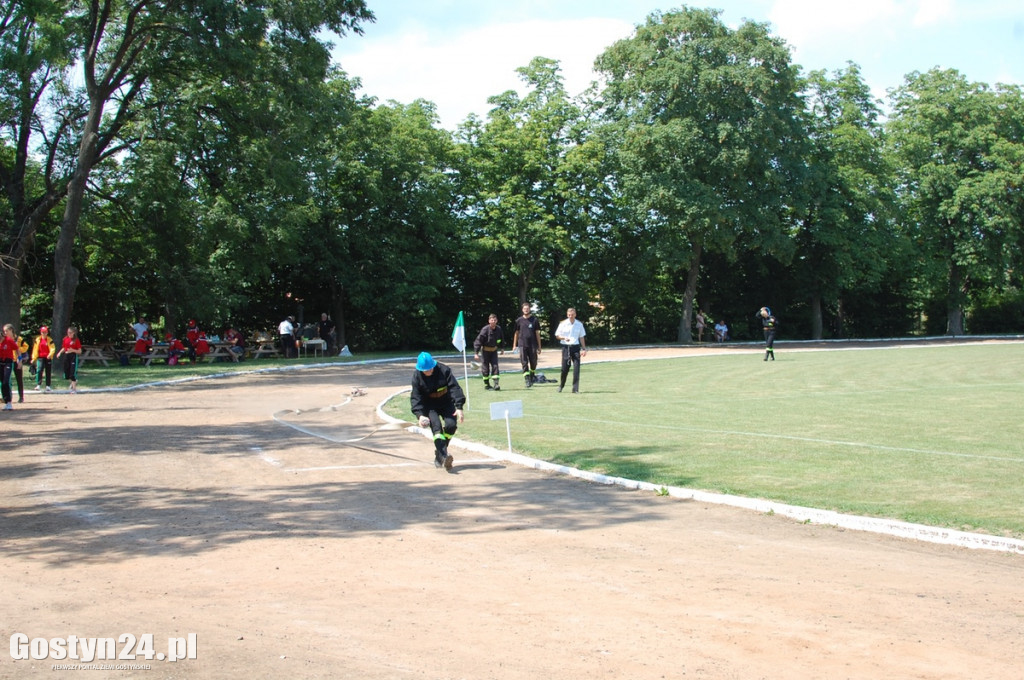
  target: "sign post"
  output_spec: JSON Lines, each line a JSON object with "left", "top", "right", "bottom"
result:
{"left": 489, "top": 400, "right": 523, "bottom": 456}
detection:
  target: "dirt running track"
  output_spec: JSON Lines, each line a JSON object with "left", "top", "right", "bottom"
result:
{"left": 1, "top": 346, "right": 1021, "bottom": 679}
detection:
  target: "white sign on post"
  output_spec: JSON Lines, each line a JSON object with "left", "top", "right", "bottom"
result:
{"left": 489, "top": 400, "right": 523, "bottom": 455}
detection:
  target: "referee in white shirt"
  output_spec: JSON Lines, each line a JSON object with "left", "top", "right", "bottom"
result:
{"left": 555, "top": 307, "right": 588, "bottom": 393}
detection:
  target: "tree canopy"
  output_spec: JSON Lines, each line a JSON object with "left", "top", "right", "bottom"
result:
{"left": 3, "top": 3, "right": 1023, "bottom": 349}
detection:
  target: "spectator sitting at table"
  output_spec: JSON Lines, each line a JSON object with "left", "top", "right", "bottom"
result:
{"left": 194, "top": 332, "right": 211, "bottom": 360}
{"left": 165, "top": 333, "right": 186, "bottom": 365}
{"left": 183, "top": 320, "right": 201, "bottom": 361}
{"left": 131, "top": 331, "right": 153, "bottom": 361}
{"left": 224, "top": 326, "right": 245, "bottom": 358}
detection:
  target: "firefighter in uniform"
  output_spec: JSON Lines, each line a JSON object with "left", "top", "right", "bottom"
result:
{"left": 410, "top": 352, "right": 465, "bottom": 471}
{"left": 759, "top": 307, "right": 778, "bottom": 361}
{"left": 511, "top": 302, "right": 542, "bottom": 387}
{"left": 473, "top": 313, "right": 505, "bottom": 391}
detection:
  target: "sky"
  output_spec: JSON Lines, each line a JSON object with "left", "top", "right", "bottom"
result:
{"left": 330, "top": 1, "right": 1024, "bottom": 130}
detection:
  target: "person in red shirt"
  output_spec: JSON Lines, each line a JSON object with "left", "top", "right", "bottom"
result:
{"left": 32, "top": 326, "right": 56, "bottom": 391}
{"left": 1, "top": 323, "right": 21, "bottom": 410}
{"left": 194, "top": 332, "right": 211, "bottom": 359}
{"left": 164, "top": 332, "right": 187, "bottom": 365}
{"left": 131, "top": 330, "right": 153, "bottom": 361}
{"left": 55, "top": 326, "right": 82, "bottom": 393}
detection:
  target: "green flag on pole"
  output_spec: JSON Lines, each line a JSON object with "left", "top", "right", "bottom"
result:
{"left": 452, "top": 311, "right": 466, "bottom": 352}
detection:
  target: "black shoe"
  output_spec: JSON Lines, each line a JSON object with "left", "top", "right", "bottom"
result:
{"left": 434, "top": 452, "right": 445, "bottom": 468}
{"left": 572, "top": 388, "right": 579, "bottom": 393}
{"left": 493, "top": 385, "right": 500, "bottom": 391}
{"left": 484, "top": 384, "right": 493, "bottom": 390}
{"left": 764, "top": 354, "right": 769, "bottom": 361}
{"left": 557, "top": 386, "right": 563, "bottom": 392}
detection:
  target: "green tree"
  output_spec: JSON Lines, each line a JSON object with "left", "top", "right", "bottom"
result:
{"left": 796, "top": 64, "right": 898, "bottom": 338}
{"left": 595, "top": 7, "right": 807, "bottom": 342}
{"left": 310, "top": 98, "right": 463, "bottom": 350}
{"left": 1, "top": 0, "right": 372, "bottom": 339}
{"left": 888, "top": 69, "right": 1024, "bottom": 335}
{"left": 463, "top": 57, "right": 585, "bottom": 310}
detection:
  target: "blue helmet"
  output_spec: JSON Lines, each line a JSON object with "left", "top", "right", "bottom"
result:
{"left": 416, "top": 351, "right": 437, "bottom": 371}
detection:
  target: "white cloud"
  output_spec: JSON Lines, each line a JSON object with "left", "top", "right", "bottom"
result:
{"left": 336, "top": 17, "right": 632, "bottom": 129}
{"left": 767, "top": 0, "right": 902, "bottom": 45}
{"left": 912, "top": 0, "right": 955, "bottom": 26}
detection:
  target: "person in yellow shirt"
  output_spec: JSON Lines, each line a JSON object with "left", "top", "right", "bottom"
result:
{"left": 31, "top": 326, "right": 57, "bottom": 391}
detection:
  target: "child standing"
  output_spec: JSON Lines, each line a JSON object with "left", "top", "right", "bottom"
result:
{"left": 32, "top": 326, "right": 55, "bottom": 391}
{"left": 55, "top": 326, "right": 82, "bottom": 393}
{"left": 1, "top": 324, "right": 21, "bottom": 410}
{"left": 14, "top": 330, "right": 29, "bottom": 403}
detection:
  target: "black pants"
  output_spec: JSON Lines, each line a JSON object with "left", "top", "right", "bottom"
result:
{"left": 519, "top": 346, "right": 538, "bottom": 377}
{"left": 425, "top": 400, "right": 458, "bottom": 456}
{"left": 560, "top": 344, "right": 582, "bottom": 392}
{"left": 764, "top": 331, "right": 776, "bottom": 350}
{"left": 279, "top": 333, "right": 294, "bottom": 358}
{"left": 14, "top": 363, "right": 24, "bottom": 399}
{"left": 36, "top": 358, "right": 52, "bottom": 387}
{"left": 480, "top": 349, "right": 499, "bottom": 379}
{"left": 1, "top": 360, "right": 12, "bottom": 403}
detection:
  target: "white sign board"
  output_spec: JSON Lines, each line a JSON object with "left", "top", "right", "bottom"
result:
{"left": 489, "top": 400, "right": 523, "bottom": 420}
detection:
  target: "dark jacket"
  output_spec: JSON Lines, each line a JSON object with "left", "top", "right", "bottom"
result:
{"left": 473, "top": 324, "right": 505, "bottom": 353}
{"left": 410, "top": 362, "right": 466, "bottom": 416}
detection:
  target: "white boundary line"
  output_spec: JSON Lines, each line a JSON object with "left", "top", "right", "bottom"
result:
{"left": 376, "top": 394, "right": 1024, "bottom": 556}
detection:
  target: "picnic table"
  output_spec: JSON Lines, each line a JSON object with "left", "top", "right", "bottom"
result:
{"left": 204, "top": 343, "right": 242, "bottom": 363}
{"left": 301, "top": 338, "right": 326, "bottom": 358}
{"left": 80, "top": 345, "right": 116, "bottom": 367}
{"left": 250, "top": 339, "right": 281, "bottom": 359}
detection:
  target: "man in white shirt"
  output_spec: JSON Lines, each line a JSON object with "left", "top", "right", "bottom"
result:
{"left": 278, "top": 316, "right": 295, "bottom": 358}
{"left": 554, "top": 307, "right": 588, "bottom": 393}
{"left": 132, "top": 316, "right": 150, "bottom": 341}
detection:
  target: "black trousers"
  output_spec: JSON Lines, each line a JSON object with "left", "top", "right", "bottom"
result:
{"left": 424, "top": 400, "right": 458, "bottom": 455}
{"left": 519, "top": 346, "right": 538, "bottom": 375}
{"left": 480, "top": 349, "right": 499, "bottom": 378}
{"left": 560, "top": 344, "right": 582, "bottom": 391}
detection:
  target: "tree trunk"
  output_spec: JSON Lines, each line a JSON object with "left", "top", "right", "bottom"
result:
{"left": 946, "top": 261, "right": 966, "bottom": 336}
{"left": 810, "top": 292, "right": 823, "bottom": 340}
{"left": 331, "top": 280, "right": 346, "bottom": 350}
{"left": 52, "top": 99, "right": 102, "bottom": 339}
{"left": 0, "top": 268, "right": 23, "bottom": 332}
{"left": 676, "top": 241, "right": 702, "bottom": 343}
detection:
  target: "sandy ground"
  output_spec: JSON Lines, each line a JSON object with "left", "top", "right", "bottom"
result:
{"left": 1, "top": 345, "right": 1022, "bottom": 679}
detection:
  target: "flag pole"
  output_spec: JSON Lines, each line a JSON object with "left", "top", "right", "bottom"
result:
{"left": 452, "top": 311, "right": 469, "bottom": 408}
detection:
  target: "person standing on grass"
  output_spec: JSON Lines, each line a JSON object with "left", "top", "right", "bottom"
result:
{"left": 32, "top": 326, "right": 56, "bottom": 391}
{"left": 0, "top": 324, "right": 20, "bottom": 410}
{"left": 55, "top": 326, "right": 82, "bottom": 393}
{"left": 511, "top": 302, "right": 542, "bottom": 388}
{"left": 473, "top": 313, "right": 505, "bottom": 391}
{"left": 410, "top": 352, "right": 465, "bottom": 472}
{"left": 759, "top": 307, "right": 778, "bottom": 361}
{"left": 316, "top": 313, "right": 336, "bottom": 355}
{"left": 555, "top": 307, "right": 588, "bottom": 393}
{"left": 278, "top": 315, "right": 295, "bottom": 359}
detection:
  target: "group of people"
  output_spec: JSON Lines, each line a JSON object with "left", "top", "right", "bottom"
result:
{"left": 411, "top": 303, "right": 780, "bottom": 472}
{"left": 695, "top": 307, "right": 778, "bottom": 353}
{"left": 277, "top": 313, "right": 336, "bottom": 359}
{"left": 410, "top": 304, "right": 589, "bottom": 472}
{"left": 130, "top": 316, "right": 246, "bottom": 364}
{"left": 1, "top": 324, "right": 82, "bottom": 409}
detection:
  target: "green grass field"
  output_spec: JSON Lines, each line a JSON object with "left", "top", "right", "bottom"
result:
{"left": 388, "top": 343, "right": 1024, "bottom": 538}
